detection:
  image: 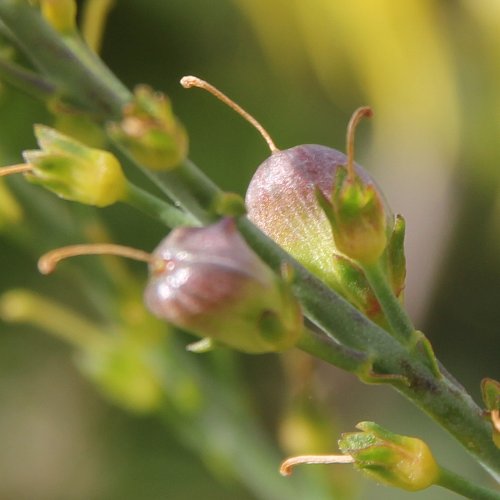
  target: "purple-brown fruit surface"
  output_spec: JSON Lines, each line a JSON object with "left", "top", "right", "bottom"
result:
{"left": 245, "top": 144, "right": 397, "bottom": 322}
{"left": 144, "top": 218, "right": 302, "bottom": 353}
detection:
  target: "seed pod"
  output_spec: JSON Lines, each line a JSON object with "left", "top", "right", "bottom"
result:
{"left": 38, "top": 219, "right": 303, "bottom": 354}
{"left": 246, "top": 143, "right": 392, "bottom": 276}
{"left": 181, "top": 77, "right": 405, "bottom": 323}
{"left": 246, "top": 145, "right": 405, "bottom": 326}
{"left": 144, "top": 218, "right": 303, "bottom": 353}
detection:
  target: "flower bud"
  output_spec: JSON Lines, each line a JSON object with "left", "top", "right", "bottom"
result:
{"left": 338, "top": 421, "right": 439, "bottom": 491}
{"left": 23, "top": 125, "right": 126, "bottom": 207}
{"left": 144, "top": 218, "right": 303, "bottom": 353}
{"left": 107, "top": 85, "right": 188, "bottom": 171}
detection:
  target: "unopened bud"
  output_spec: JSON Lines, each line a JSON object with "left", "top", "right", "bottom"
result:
{"left": 144, "top": 218, "right": 303, "bottom": 353}
{"left": 107, "top": 85, "right": 188, "bottom": 171}
{"left": 23, "top": 125, "right": 126, "bottom": 207}
{"left": 338, "top": 421, "right": 439, "bottom": 491}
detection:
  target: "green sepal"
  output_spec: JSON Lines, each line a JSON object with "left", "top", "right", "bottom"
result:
{"left": 410, "top": 330, "right": 442, "bottom": 379}
{"left": 332, "top": 252, "right": 380, "bottom": 320}
{"left": 384, "top": 214, "right": 406, "bottom": 296}
{"left": 317, "top": 166, "right": 388, "bottom": 264}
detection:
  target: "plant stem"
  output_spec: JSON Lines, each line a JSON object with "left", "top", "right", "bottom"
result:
{"left": 116, "top": 156, "right": 221, "bottom": 225}
{"left": 297, "top": 327, "right": 369, "bottom": 373}
{"left": 0, "top": 56, "right": 56, "bottom": 100}
{"left": 0, "top": 0, "right": 130, "bottom": 117}
{"left": 0, "top": 1, "right": 499, "bottom": 481}
{"left": 156, "top": 339, "right": 336, "bottom": 500}
{"left": 123, "top": 181, "right": 199, "bottom": 229}
{"left": 362, "top": 260, "right": 414, "bottom": 344}
{"left": 437, "top": 466, "right": 500, "bottom": 499}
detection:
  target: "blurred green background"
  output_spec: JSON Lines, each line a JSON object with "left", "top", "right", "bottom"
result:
{"left": 0, "top": 1, "right": 499, "bottom": 498}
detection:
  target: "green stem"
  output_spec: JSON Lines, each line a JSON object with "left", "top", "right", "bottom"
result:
{"left": 0, "top": 0, "right": 130, "bottom": 117}
{"left": 123, "top": 181, "right": 199, "bottom": 229}
{"left": 156, "top": 339, "right": 336, "bottom": 500}
{"left": 0, "top": 1, "right": 499, "bottom": 481}
{"left": 437, "top": 466, "right": 500, "bottom": 500}
{"left": 362, "top": 261, "right": 414, "bottom": 344}
{"left": 297, "top": 326, "right": 369, "bottom": 373}
{"left": 113, "top": 153, "right": 220, "bottom": 225}
{"left": 0, "top": 56, "right": 56, "bottom": 100}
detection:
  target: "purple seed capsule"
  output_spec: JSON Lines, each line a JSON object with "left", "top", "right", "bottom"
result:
{"left": 246, "top": 144, "right": 391, "bottom": 283}
{"left": 179, "top": 77, "right": 404, "bottom": 323}
{"left": 245, "top": 144, "right": 404, "bottom": 325}
{"left": 144, "top": 218, "right": 303, "bottom": 353}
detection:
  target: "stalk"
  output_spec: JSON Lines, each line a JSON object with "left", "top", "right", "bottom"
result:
{"left": 362, "top": 260, "right": 415, "bottom": 343}
{"left": 436, "top": 466, "right": 500, "bottom": 500}
{"left": 123, "top": 181, "right": 199, "bottom": 228}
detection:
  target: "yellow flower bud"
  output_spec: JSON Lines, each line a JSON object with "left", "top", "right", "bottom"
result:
{"left": 23, "top": 125, "right": 126, "bottom": 207}
{"left": 338, "top": 422, "right": 439, "bottom": 491}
